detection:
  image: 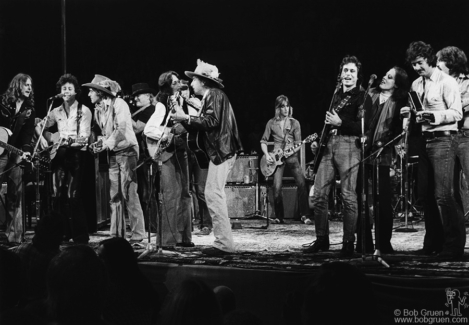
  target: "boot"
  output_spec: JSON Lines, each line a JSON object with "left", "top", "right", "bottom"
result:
{"left": 339, "top": 241, "right": 355, "bottom": 258}
{"left": 303, "top": 236, "right": 330, "bottom": 253}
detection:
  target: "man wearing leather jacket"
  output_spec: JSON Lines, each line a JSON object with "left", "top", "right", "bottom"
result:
{"left": 172, "top": 59, "right": 243, "bottom": 256}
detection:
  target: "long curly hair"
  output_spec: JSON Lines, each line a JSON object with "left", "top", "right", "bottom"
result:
{"left": 3, "top": 73, "right": 34, "bottom": 106}
{"left": 391, "top": 66, "right": 410, "bottom": 102}
{"left": 436, "top": 46, "right": 469, "bottom": 76}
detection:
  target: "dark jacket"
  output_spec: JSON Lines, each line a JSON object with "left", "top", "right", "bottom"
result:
{"left": 184, "top": 88, "right": 243, "bottom": 165}
{"left": 0, "top": 94, "right": 36, "bottom": 154}
{"left": 364, "top": 88, "right": 404, "bottom": 166}
{"left": 332, "top": 85, "right": 365, "bottom": 136}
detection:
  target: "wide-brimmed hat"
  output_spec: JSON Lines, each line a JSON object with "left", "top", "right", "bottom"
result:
{"left": 185, "top": 59, "right": 224, "bottom": 88}
{"left": 131, "top": 83, "right": 156, "bottom": 96}
{"left": 82, "top": 74, "right": 119, "bottom": 97}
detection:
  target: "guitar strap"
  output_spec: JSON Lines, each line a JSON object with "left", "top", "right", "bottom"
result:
{"left": 76, "top": 102, "right": 83, "bottom": 138}
{"left": 281, "top": 118, "right": 291, "bottom": 151}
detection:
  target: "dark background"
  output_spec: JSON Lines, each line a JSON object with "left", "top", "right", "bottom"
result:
{"left": 1, "top": 0, "right": 468, "bottom": 148}
{"left": 0, "top": 0, "right": 468, "bottom": 156}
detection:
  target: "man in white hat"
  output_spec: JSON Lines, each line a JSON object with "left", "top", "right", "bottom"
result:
{"left": 83, "top": 75, "right": 145, "bottom": 243}
{"left": 171, "top": 60, "right": 243, "bottom": 256}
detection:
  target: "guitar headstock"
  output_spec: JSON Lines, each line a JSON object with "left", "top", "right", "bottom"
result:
{"left": 304, "top": 133, "right": 318, "bottom": 143}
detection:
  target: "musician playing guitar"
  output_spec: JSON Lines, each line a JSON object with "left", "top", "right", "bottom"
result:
{"left": 303, "top": 55, "right": 366, "bottom": 258}
{"left": 143, "top": 71, "right": 193, "bottom": 248}
{"left": 42, "top": 74, "right": 92, "bottom": 244}
{"left": 0, "top": 73, "right": 36, "bottom": 243}
{"left": 260, "top": 95, "right": 311, "bottom": 225}
{"left": 83, "top": 74, "right": 145, "bottom": 243}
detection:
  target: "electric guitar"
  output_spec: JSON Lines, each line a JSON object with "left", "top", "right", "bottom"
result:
{"left": 0, "top": 127, "right": 50, "bottom": 169}
{"left": 260, "top": 133, "right": 318, "bottom": 177}
{"left": 309, "top": 93, "right": 352, "bottom": 182}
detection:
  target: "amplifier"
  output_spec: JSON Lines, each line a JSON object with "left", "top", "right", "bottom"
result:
{"left": 225, "top": 185, "right": 258, "bottom": 219}
{"left": 260, "top": 185, "right": 299, "bottom": 220}
{"left": 226, "top": 155, "right": 259, "bottom": 184}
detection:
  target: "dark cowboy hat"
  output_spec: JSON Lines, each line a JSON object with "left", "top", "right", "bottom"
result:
{"left": 185, "top": 59, "right": 224, "bottom": 88}
{"left": 131, "top": 83, "right": 156, "bottom": 96}
{"left": 82, "top": 74, "right": 117, "bottom": 97}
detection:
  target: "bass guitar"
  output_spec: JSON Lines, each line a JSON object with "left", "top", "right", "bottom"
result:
{"left": 309, "top": 92, "right": 352, "bottom": 182}
{"left": 0, "top": 127, "right": 50, "bottom": 169}
{"left": 260, "top": 133, "right": 318, "bottom": 177}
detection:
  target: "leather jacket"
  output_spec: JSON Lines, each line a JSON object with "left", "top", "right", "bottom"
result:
{"left": 0, "top": 94, "right": 36, "bottom": 153}
{"left": 184, "top": 88, "right": 243, "bottom": 165}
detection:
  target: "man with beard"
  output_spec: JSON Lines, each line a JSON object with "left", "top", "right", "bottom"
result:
{"left": 0, "top": 73, "right": 36, "bottom": 243}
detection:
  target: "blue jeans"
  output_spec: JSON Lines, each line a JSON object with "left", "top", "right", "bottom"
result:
{"left": 311, "top": 135, "right": 360, "bottom": 243}
{"left": 455, "top": 132, "right": 469, "bottom": 218}
{"left": 190, "top": 151, "right": 211, "bottom": 229}
{"left": 423, "top": 134, "right": 465, "bottom": 254}
{"left": 108, "top": 154, "right": 145, "bottom": 240}
{"left": 0, "top": 152, "right": 24, "bottom": 243}
{"left": 158, "top": 144, "right": 192, "bottom": 246}
{"left": 272, "top": 153, "right": 310, "bottom": 220}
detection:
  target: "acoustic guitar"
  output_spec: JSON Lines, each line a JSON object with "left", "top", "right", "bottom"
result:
{"left": 48, "top": 132, "right": 89, "bottom": 160}
{"left": 260, "top": 133, "right": 318, "bottom": 177}
{"left": 0, "top": 127, "right": 50, "bottom": 168}
{"left": 146, "top": 126, "right": 175, "bottom": 163}
{"left": 187, "top": 131, "right": 209, "bottom": 169}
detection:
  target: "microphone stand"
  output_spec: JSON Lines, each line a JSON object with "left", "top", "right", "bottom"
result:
{"left": 356, "top": 76, "right": 390, "bottom": 268}
{"left": 394, "top": 119, "right": 418, "bottom": 233}
{"left": 30, "top": 98, "right": 56, "bottom": 225}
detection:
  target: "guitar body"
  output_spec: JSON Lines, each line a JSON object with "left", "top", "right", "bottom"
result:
{"left": 260, "top": 134, "right": 318, "bottom": 177}
{"left": 187, "top": 131, "right": 209, "bottom": 169}
{"left": 260, "top": 149, "right": 285, "bottom": 177}
{"left": 0, "top": 127, "right": 50, "bottom": 168}
{"left": 48, "top": 132, "right": 89, "bottom": 160}
{"left": 0, "top": 127, "right": 8, "bottom": 156}
{"left": 146, "top": 133, "right": 174, "bottom": 163}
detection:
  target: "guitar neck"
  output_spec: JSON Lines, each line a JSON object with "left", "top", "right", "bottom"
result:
{"left": 284, "top": 140, "right": 306, "bottom": 159}
{"left": 0, "top": 140, "right": 23, "bottom": 156}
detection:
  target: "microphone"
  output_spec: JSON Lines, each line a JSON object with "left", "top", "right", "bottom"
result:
{"left": 368, "top": 74, "right": 377, "bottom": 87}
{"left": 49, "top": 93, "right": 64, "bottom": 100}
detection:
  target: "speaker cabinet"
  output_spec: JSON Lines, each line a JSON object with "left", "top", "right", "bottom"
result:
{"left": 225, "top": 185, "right": 258, "bottom": 219}
{"left": 226, "top": 155, "right": 259, "bottom": 184}
{"left": 260, "top": 185, "right": 299, "bottom": 219}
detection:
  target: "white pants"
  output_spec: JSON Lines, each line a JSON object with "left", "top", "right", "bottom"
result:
{"left": 205, "top": 155, "right": 236, "bottom": 252}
